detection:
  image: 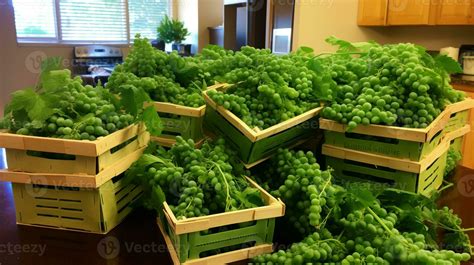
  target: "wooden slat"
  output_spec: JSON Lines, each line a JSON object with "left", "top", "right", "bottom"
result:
{"left": 254, "top": 106, "right": 323, "bottom": 141}
{"left": 445, "top": 124, "right": 471, "bottom": 142}
{"left": 157, "top": 217, "right": 273, "bottom": 265}
{"left": 320, "top": 98, "right": 474, "bottom": 143}
{"left": 97, "top": 132, "right": 149, "bottom": 171}
{"left": 204, "top": 86, "right": 323, "bottom": 142}
{"left": 203, "top": 89, "right": 258, "bottom": 142}
{"left": 322, "top": 140, "right": 451, "bottom": 174}
{"left": 183, "top": 244, "right": 273, "bottom": 265}
{"left": 0, "top": 124, "right": 145, "bottom": 157}
{"left": 319, "top": 119, "right": 428, "bottom": 142}
{"left": 323, "top": 144, "right": 422, "bottom": 173}
{"left": 0, "top": 146, "right": 147, "bottom": 188}
{"left": 150, "top": 102, "right": 206, "bottom": 117}
{"left": 6, "top": 149, "right": 97, "bottom": 175}
{"left": 94, "top": 124, "right": 146, "bottom": 156}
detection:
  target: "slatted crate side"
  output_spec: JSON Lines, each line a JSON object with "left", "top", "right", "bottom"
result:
{"left": 0, "top": 124, "right": 146, "bottom": 157}
{"left": 320, "top": 98, "right": 474, "bottom": 143}
{"left": 12, "top": 183, "right": 102, "bottom": 232}
{"left": 326, "top": 146, "right": 447, "bottom": 196}
{"left": 321, "top": 99, "right": 474, "bottom": 162}
{"left": 3, "top": 125, "right": 149, "bottom": 175}
{"left": 204, "top": 101, "right": 321, "bottom": 165}
{"left": 157, "top": 218, "right": 273, "bottom": 265}
{"left": 0, "top": 144, "right": 147, "bottom": 188}
{"left": 12, "top": 174, "right": 143, "bottom": 234}
{"left": 157, "top": 177, "right": 284, "bottom": 264}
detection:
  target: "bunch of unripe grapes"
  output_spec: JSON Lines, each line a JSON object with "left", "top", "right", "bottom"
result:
{"left": 322, "top": 43, "right": 465, "bottom": 130}
{"left": 445, "top": 147, "right": 462, "bottom": 177}
{"left": 106, "top": 35, "right": 205, "bottom": 108}
{"left": 15, "top": 78, "right": 134, "bottom": 139}
{"left": 252, "top": 149, "right": 338, "bottom": 237}
{"left": 206, "top": 46, "right": 322, "bottom": 129}
{"left": 137, "top": 137, "right": 263, "bottom": 220}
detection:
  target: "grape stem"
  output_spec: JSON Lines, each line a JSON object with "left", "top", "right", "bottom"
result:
{"left": 210, "top": 161, "right": 232, "bottom": 211}
{"left": 438, "top": 181, "right": 453, "bottom": 193}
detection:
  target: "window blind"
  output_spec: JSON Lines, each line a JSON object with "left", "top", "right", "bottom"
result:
{"left": 59, "top": 0, "right": 128, "bottom": 42}
{"left": 128, "top": 0, "right": 170, "bottom": 40}
{"left": 12, "top": 0, "right": 57, "bottom": 39}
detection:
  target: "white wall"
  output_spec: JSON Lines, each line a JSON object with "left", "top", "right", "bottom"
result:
{"left": 293, "top": 0, "right": 474, "bottom": 52}
{"left": 175, "top": 0, "right": 224, "bottom": 53}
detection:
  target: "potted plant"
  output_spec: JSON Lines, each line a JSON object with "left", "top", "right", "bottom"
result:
{"left": 157, "top": 15, "right": 191, "bottom": 55}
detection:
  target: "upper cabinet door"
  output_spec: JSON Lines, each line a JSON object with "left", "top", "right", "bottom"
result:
{"left": 387, "top": 0, "right": 433, "bottom": 25}
{"left": 436, "top": 0, "right": 473, "bottom": 25}
{"left": 358, "top": 0, "right": 388, "bottom": 26}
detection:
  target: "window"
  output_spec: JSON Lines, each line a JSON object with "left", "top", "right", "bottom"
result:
{"left": 12, "top": 0, "right": 171, "bottom": 44}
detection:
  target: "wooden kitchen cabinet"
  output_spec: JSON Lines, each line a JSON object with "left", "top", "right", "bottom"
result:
{"left": 358, "top": 0, "right": 474, "bottom": 26}
{"left": 357, "top": 0, "right": 388, "bottom": 26}
{"left": 435, "top": 0, "right": 474, "bottom": 25}
{"left": 387, "top": 0, "right": 433, "bottom": 25}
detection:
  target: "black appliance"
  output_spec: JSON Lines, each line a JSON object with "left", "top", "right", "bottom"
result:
{"left": 72, "top": 45, "right": 123, "bottom": 86}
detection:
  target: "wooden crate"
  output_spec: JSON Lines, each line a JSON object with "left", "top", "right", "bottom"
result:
{"left": 12, "top": 174, "right": 142, "bottom": 234}
{"left": 149, "top": 84, "right": 223, "bottom": 146}
{"left": 203, "top": 86, "right": 323, "bottom": 165}
{"left": 321, "top": 98, "right": 474, "bottom": 161}
{"left": 150, "top": 102, "right": 205, "bottom": 146}
{"left": 324, "top": 135, "right": 459, "bottom": 196}
{"left": 158, "top": 177, "right": 285, "bottom": 265}
{"left": 0, "top": 124, "right": 150, "bottom": 188}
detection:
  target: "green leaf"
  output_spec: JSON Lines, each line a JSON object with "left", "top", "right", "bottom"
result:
{"left": 141, "top": 106, "right": 162, "bottom": 136}
{"left": 41, "top": 69, "right": 71, "bottom": 91}
{"left": 150, "top": 185, "right": 166, "bottom": 211}
{"left": 29, "top": 95, "right": 55, "bottom": 121}
{"left": 119, "top": 84, "right": 151, "bottom": 116}
{"left": 347, "top": 185, "right": 377, "bottom": 208}
{"left": 325, "top": 36, "right": 376, "bottom": 53}
{"left": 326, "top": 36, "right": 358, "bottom": 53}
{"left": 434, "top": 54, "right": 463, "bottom": 74}
{"left": 241, "top": 187, "right": 264, "bottom": 208}
{"left": 4, "top": 88, "right": 37, "bottom": 115}
{"left": 298, "top": 46, "right": 314, "bottom": 54}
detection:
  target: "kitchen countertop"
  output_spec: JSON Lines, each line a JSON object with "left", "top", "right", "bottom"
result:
{"left": 0, "top": 167, "right": 473, "bottom": 265}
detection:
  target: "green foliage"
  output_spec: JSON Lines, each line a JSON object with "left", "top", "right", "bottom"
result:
{"left": 156, "top": 15, "right": 189, "bottom": 44}
{"left": 320, "top": 39, "right": 466, "bottom": 130}
{"left": 251, "top": 148, "right": 472, "bottom": 264}
{"left": 2, "top": 56, "right": 162, "bottom": 138}
{"left": 127, "top": 137, "right": 263, "bottom": 219}
{"left": 106, "top": 35, "right": 205, "bottom": 108}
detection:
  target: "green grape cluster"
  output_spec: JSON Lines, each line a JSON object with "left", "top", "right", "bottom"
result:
{"left": 253, "top": 149, "right": 339, "bottom": 237}
{"left": 106, "top": 35, "right": 205, "bottom": 108}
{"left": 252, "top": 229, "right": 347, "bottom": 265}
{"left": 251, "top": 148, "right": 472, "bottom": 265}
{"left": 204, "top": 46, "right": 328, "bottom": 129}
{"left": 445, "top": 147, "right": 462, "bottom": 177}
{"left": 128, "top": 137, "right": 263, "bottom": 220}
{"left": 8, "top": 71, "right": 133, "bottom": 140}
{"left": 321, "top": 42, "right": 465, "bottom": 130}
